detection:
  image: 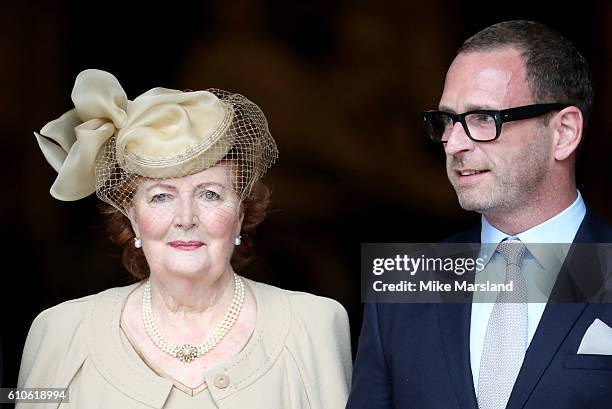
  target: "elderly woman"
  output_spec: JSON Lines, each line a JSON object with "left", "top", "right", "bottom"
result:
{"left": 18, "top": 69, "right": 351, "bottom": 408}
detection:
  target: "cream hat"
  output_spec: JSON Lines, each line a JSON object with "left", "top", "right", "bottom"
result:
{"left": 35, "top": 69, "right": 278, "bottom": 213}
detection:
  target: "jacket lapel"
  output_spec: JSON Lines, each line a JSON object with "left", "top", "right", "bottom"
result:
{"left": 506, "top": 303, "right": 587, "bottom": 409}
{"left": 437, "top": 224, "right": 480, "bottom": 409}
{"left": 437, "top": 210, "right": 611, "bottom": 409}
{"left": 506, "top": 207, "right": 612, "bottom": 409}
{"left": 438, "top": 303, "right": 479, "bottom": 409}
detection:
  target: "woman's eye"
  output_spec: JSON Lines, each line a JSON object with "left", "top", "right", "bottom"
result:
{"left": 203, "top": 190, "right": 220, "bottom": 200}
{"left": 151, "top": 193, "right": 170, "bottom": 203}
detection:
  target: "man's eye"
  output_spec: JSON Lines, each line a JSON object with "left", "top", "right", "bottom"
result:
{"left": 470, "top": 113, "right": 494, "bottom": 123}
{"left": 441, "top": 116, "right": 454, "bottom": 128}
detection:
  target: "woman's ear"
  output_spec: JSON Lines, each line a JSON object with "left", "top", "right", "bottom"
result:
{"left": 127, "top": 207, "right": 140, "bottom": 237}
{"left": 238, "top": 205, "right": 245, "bottom": 232}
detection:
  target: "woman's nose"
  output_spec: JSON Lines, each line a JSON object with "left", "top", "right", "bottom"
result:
{"left": 173, "top": 198, "right": 199, "bottom": 229}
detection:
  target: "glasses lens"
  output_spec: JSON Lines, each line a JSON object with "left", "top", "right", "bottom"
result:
{"left": 424, "top": 112, "right": 453, "bottom": 142}
{"left": 464, "top": 113, "right": 497, "bottom": 141}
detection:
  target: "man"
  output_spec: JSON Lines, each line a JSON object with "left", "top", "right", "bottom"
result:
{"left": 347, "top": 20, "right": 612, "bottom": 409}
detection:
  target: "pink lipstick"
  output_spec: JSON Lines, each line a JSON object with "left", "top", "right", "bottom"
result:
{"left": 168, "top": 241, "right": 205, "bottom": 251}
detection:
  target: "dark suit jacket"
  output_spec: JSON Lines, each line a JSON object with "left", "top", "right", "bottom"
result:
{"left": 347, "top": 208, "right": 612, "bottom": 409}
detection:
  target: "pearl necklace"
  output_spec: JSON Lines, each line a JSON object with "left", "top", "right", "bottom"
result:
{"left": 142, "top": 274, "right": 245, "bottom": 363}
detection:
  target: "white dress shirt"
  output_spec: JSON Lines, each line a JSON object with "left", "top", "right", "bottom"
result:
{"left": 470, "top": 190, "right": 586, "bottom": 393}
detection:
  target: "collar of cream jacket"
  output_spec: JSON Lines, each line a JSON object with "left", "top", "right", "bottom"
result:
{"left": 83, "top": 279, "right": 291, "bottom": 408}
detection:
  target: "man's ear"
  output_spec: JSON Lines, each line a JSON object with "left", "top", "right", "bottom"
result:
{"left": 551, "top": 106, "right": 583, "bottom": 161}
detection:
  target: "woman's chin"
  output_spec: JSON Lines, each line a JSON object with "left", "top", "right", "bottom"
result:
{"left": 159, "top": 263, "right": 214, "bottom": 280}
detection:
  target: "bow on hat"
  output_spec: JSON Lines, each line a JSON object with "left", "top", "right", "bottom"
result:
{"left": 35, "top": 70, "right": 127, "bottom": 200}
{"left": 35, "top": 69, "right": 232, "bottom": 201}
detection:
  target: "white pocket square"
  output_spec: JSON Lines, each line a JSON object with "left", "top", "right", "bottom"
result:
{"left": 577, "top": 318, "right": 612, "bottom": 355}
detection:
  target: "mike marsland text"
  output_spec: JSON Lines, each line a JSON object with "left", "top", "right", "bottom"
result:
{"left": 372, "top": 280, "right": 514, "bottom": 292}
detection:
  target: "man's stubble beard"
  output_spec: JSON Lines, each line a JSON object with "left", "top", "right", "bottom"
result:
{"left": 449, "top": 129, "right": 551, "bottom": 215}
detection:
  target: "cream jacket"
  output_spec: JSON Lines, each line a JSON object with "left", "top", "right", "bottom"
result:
{"left": 17, "top": 279, "right": 352, "bottom": 408}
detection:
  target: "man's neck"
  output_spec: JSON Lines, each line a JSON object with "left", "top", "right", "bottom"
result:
{"left": 484, "top": 189, "right": 578, "bottom": 236}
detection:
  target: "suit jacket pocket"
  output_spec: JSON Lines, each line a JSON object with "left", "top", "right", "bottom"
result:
{"left": 564, "top": 354, "right": 612, "bottom": 370}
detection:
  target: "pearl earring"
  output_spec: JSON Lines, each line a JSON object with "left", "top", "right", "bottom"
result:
{"left": 234, "top": 235, "right": 242, "bottom": 246}
{"left": 134, "top": 237, "right": 142, "bottom": 249}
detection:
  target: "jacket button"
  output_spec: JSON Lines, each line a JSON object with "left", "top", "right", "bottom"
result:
{"left": 214, "top": 373, "right": 230, "bottom": 389}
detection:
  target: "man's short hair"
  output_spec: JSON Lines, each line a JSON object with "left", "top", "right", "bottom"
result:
{"left": 458, "top": 20, "right": 593, "bottom": 130}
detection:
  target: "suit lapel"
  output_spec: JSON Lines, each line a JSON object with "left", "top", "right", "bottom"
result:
{"left": 437, "top": 210, "right": 611, "bottom": 409}
{"left": 438, "top": 303, "right": 479, "bottom": 409}
{"left": 437, "top": 224, "right": 480, "bottom": 409}
{"left": 507, "top": 207, "right": 611, "bottom": 408}
{"left": 506, "top": 303, "right": 587, "bottom": 409}
{"left": 550, "top": 241, "right": 607, "bottom": 302}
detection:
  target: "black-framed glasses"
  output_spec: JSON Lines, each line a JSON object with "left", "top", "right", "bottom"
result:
{"left": 422, "top": 103, "right": 569, "bottom": 143}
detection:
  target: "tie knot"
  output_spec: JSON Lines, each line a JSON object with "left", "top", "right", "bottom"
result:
{"left": 496, "top": 239, "right": 527, "bottom": 267}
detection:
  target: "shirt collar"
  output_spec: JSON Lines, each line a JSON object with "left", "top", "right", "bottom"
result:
{"left": 479, "top": 190, "right": 586, "bottom": 269}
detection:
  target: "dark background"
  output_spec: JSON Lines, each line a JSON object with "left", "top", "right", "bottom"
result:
{"left": 1, "top": 0, "right": 611, "bottom": 390}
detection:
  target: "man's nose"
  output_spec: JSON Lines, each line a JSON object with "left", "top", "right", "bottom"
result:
{"left": 444, "top": 122, "right": 475, "bottom": 156}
